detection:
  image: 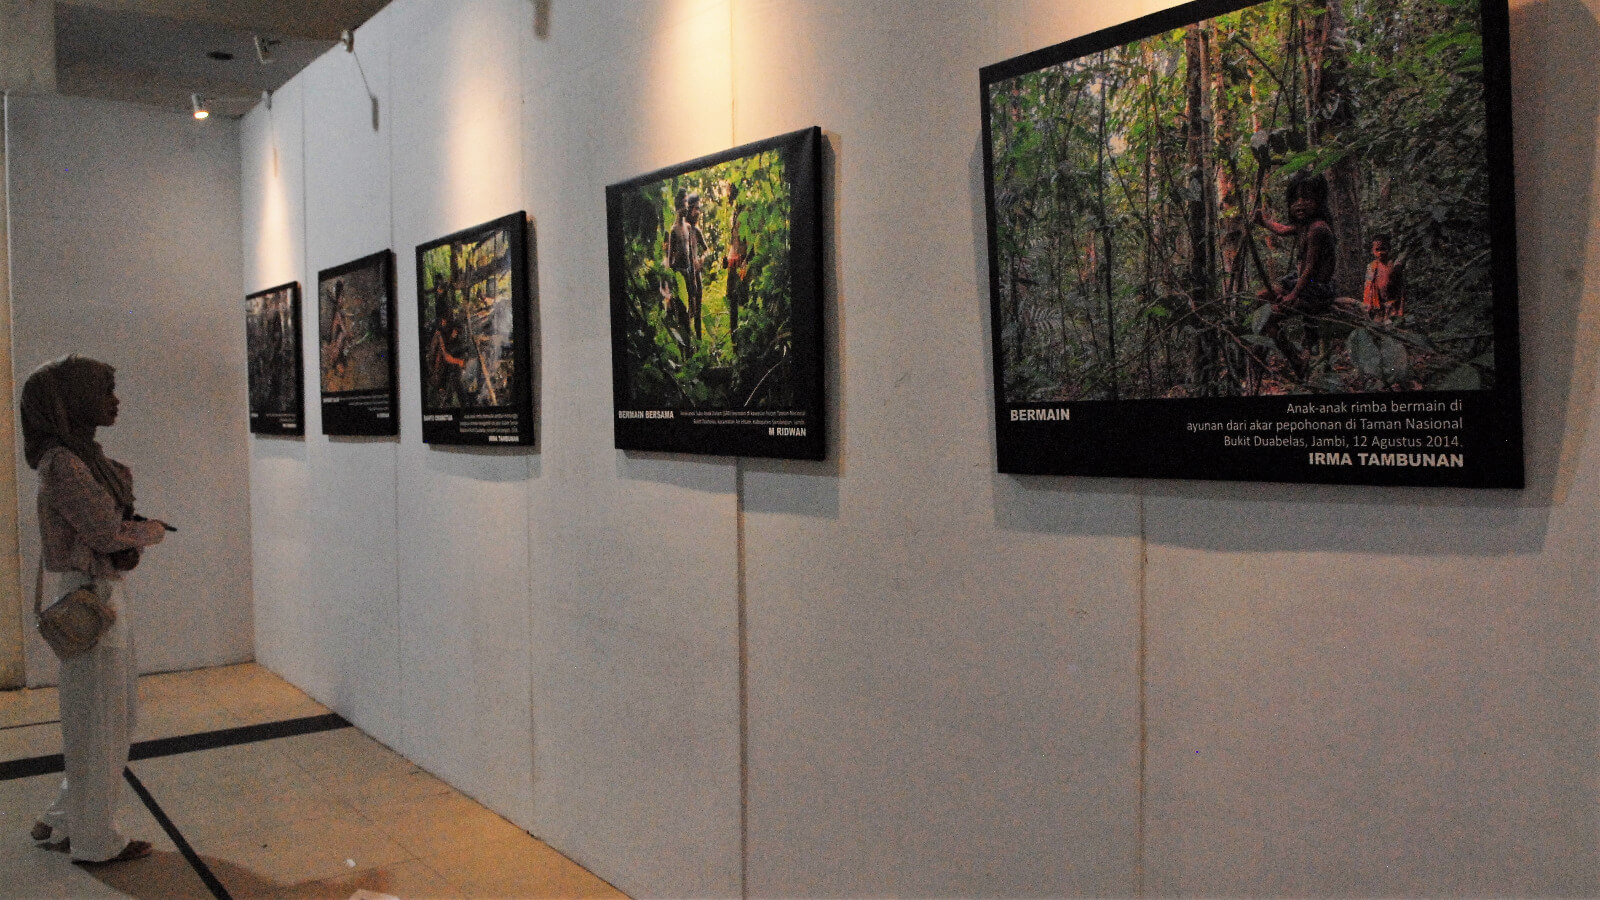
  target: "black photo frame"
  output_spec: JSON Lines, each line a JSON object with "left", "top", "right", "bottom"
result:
{"left": 415, "top": 212, "right": 534, "bottom": 446}
{"left": 245, "top": 281, "right": 304, "bottom": 436}
{"left": 605, "top": 126, "right": 825, "bottom": 460}
{"left": 981, "top": 0, "right": 1522, "bottom": 487}
{"left": 318, "top": 250, "right": 398, "bottom": 436}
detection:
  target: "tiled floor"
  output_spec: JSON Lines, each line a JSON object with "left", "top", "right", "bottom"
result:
{"left": 0, "top": 664, "right": 627, "bottom": 899}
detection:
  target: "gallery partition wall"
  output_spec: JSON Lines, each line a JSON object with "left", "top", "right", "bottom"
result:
{"left": 6, "top": 91, "right": 253, "bottom": 685}
{"left": 243, "top": 1, "right": 1598, "bottom": 898}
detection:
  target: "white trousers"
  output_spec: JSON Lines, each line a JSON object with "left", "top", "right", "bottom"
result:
{"left": 39, "top": 572, "right": 138, "bottom": 862}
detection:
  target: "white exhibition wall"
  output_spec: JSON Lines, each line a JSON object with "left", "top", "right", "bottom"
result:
{"left": 243, "top": 0, "right": 1600, "bottom": 897}
{"left": 9, "top": 92, "right": 252, "bottom": 683}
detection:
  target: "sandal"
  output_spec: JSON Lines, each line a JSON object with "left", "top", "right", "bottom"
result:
{"left": 74, "top": 840, "right": 151, "bottom": 866}
{"left": 31, "top": 823, "right": 70, "bottom": 853}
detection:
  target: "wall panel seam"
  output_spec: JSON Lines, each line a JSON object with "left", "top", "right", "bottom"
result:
{"left": 0, "top": 93, "right": 24, "bottom": 688}
{"left": 736, "top": 461, "right": 749, "bottom": 900}
{"left": 519, "top": 0, "right": 536, "bottom": 827}
{"left": 731, "top": 4, "right": 748, "bottom": 896}
{"left": 385, "top": 13, "right": 405, "bottom": 758}
{"left": 1136, "top": 491, "right": 1147, "bottom": 897}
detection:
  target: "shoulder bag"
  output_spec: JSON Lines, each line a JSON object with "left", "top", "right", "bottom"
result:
{"left": 32, "top": 560, "right": 115, "bottom": 660}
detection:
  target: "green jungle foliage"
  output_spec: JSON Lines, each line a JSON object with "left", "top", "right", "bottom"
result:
{"left": 615, "top": 149, "right": 794, "bottom": 409}
{"left": 418, "top": 231, "right": 516, "bottom": 409}
{"left": 989, "top": 0, "right": 1497, "bottom": 401}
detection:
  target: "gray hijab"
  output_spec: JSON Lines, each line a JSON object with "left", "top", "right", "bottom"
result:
{"left": 20, "top": 355, "right": 136, "bottom": 512}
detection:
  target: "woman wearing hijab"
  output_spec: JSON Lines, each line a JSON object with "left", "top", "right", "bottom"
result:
{"left": 20, "top": 355, "right": 167, "bottom": 865}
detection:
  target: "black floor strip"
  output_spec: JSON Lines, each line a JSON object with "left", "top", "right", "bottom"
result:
{"left": 0, "top": 712, "right": 351, "bottom": 781}
{"left": 0, "top": 751, "right": 64, "bottom": 781}
{"left": 124, "top": 766, "right": 233, "bottom": 900}
{"left": 129, "top": 712, "right": 350, "bottom": 762}
{"left": 0, "top": 719, "right": 61, "bottom": 731}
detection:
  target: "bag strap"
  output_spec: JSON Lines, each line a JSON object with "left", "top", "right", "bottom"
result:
{"left": 33, "top": 557, "right": 44, "bottom": 616}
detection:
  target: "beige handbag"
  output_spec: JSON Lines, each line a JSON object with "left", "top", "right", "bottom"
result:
{"left": 32, "top": 560, "right": 115, "bottom": 660}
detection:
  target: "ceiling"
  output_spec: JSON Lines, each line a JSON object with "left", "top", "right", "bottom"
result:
{"left": 50, "top": 0, "right": 392, "bottom": 118}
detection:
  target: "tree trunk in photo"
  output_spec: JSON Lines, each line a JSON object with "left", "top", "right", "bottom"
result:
{"left": 1211, "top": 25, "right": 1243, "bottom": 301}
{"left": 1096, "top": 63, "right": 1119, "bottom": 401}
{"left": 1308, "top": 0, "right": 1365, "bottom": 298}
{"left": 1285, "top": 4, "right": 1302, "bottom": 145}
{"left": 1144, "top": 47, "right": 1176, "bottom": 391}
{"left": 1184, "top": 24, "right": 1218, "bottom": 394}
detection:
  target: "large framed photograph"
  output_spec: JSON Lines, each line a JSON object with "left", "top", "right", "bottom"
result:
{"left": 981, "top": 0, "right": 1522, "bottom": 487}
{"left": 606, "top": 126, "right": 825, "bottom": 459}
{"left": 245, "top": 281, "right": 304, "bottom": 436}
{"left": 319, "top": 250, "right": 397, "bottom": 436}
{"left": 415, "top": 212, "right": 534, "bottom": 446}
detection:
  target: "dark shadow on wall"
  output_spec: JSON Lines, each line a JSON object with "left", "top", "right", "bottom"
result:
{"left": 250, "top": 435, "right": 308, "bottom": 461}
{"left": 527, "top": 216, "right": 544, "bottom": 453}
{"left": 1504, "top": 0, "right": 1600, "bottom": 510}
{"left": 615, "top": 448, "right": 736, "bottom": 494}
{"left": 422, "top": 442, "right": 539, "bottom": 482}
{"left": 534, "top": 0, "right": 551, "bottom": 39}
{"left": 977, "top": 0, "right": 1600, "bottom": 558}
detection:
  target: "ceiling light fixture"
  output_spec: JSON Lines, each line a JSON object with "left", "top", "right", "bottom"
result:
{"left": 190, "top": 91, "right": 270, "bottom": 121}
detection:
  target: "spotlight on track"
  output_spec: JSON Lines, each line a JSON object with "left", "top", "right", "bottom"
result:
{"left": 254, "top": 35, "right": 280, "bottom": 64}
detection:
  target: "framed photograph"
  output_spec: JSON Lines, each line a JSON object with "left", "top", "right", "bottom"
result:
{"left": 415, "top": 212, "right": 534, "bottom": 446}
{"left": 981, "top": 0, "right": 1522, "bottom": 487}
{"left": 318, "top": 250, "right": 398, "bottom": 436}
{"left": 606, "top": 126, "right": 825, "bottom": 459}
{"left": 245, "top": 281, "right": 304, "bottom": 436}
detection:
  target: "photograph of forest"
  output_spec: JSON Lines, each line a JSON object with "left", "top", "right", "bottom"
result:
{"left": 610, "top": 147, "right": 796, "bottom": 410}
{"left": 986, "top": 0, "right": 1504, "bottom": 403}
{"left": 245, "top": 282, "right": 302, "bottom": 433}
{"left": 319, "top": 253, "right": 393, "bottom": 395}
{"left": 418, "top": 223, "right": 518, "bottom": 411}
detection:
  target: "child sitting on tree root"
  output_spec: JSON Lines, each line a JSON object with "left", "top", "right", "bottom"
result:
{"left": 1253, "top": 172, "right": 1337, "bottom": 377}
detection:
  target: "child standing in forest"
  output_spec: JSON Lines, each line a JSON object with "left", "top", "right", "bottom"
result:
{"left": 1363, "top": 234, "right": 1406, "bottom": 323}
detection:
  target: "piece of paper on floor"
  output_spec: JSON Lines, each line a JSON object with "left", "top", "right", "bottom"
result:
{"left": 348, "top": 891, "right": 399, "bottom": 900}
